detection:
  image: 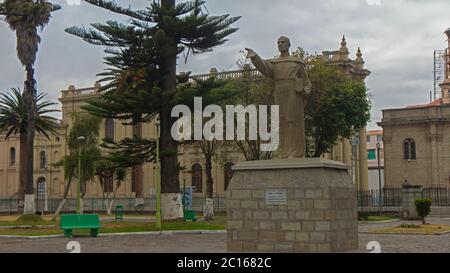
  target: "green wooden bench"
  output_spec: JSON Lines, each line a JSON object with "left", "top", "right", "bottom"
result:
{"left": 60, "top": 214, "right": 101, "bottom": 238}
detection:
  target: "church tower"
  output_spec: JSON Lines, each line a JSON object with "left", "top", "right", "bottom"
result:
{"left": 320, "top": 36, "right": 371, "bottom": 190}
{"left": 441, "top": 28, "right": 450, "bottom": 103}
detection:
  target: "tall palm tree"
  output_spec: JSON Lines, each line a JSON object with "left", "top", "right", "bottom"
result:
{"left": 0, "top": 0, "right": 60, "bottom": 214}
{"left": 0, "top": 88, "right": 60, "bottom": 208}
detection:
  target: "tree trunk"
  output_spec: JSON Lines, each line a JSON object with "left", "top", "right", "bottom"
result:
{"left": 132, "top": 118, "right": 144, "bottom": 207}
{"left": 80, "top": 198, "right": 84, "bottom": 214}
{"left": 107, "top": 183, "right": 120, "bottom": 215}
{"left": 205, "top": 155, "right": 214, "bottom": 199}
{"left": 51, "top": 171, "right": 74, "bottom": 221}
{"left": 17, "top": 133, "right": 27, "bottom": 212}
{"left": 160, "top": 0, "right": 182, "bottom": 220}
{"left": 23, "top": 65, "right": 36, "bottom": 215}
{"left": 204, "top": 154, "right": 214, "bottom": 220}
{"left": 314, "top": 138, "right": 324, "bottom": 158}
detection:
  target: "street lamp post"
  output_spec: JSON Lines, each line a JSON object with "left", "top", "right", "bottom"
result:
{"left": 77, "top": 136, "right": 86, "bottom": 214}
{"left": 376, "top": 142, "right": 383, "bottom": 215}
{"left": 155, "top": 119, "right": 161, "bottom": 230}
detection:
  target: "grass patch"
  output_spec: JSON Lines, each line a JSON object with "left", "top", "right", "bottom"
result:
{"left": 364, "top": 215, "right": 399, "bottom": 222}
{"left": 373, "top": 224, "right": 450, "bottom": 235}
{"left": 0, "top": 228, "right": 61, "bottom": 236}
{"left": 0, "top": 215, "right": 55, "bottom": 227}
{"left": 0, "top": 220, "right": 226, "bottom": 237}
{"left": 400, "top": 223, "right": 421, "bottom": 228}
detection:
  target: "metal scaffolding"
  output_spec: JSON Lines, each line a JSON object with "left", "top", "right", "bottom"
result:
{"left": 434, "top": 49, "right": 447, "bottom": 100}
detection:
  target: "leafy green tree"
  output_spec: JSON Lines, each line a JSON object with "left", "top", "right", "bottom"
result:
{"left": 288, "top": 48, "right": 372, "bottom": 157}
{"left": 0, "top": 88, "right": 59, "bottom": 209}
{"left": 304, "top": 56, "right": 371, "bottom": 157}
{"left": 94, "top": 158, "right": 127, "bottom": 214}
{"left": 0, "top": 0, "right": 60, "bottom": 214}
{"left": 65, "top": 0, "right": 240, "bottom": 218}
{"left": 52, "top": 113, "right": 102, "bottom": 220}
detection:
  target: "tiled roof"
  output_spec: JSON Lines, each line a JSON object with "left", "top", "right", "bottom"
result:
{"left": 405, "top": 98, "right": 443, "bottom": 109}
{"left": 367, "top": 130, "right": 382, "bottom": 135}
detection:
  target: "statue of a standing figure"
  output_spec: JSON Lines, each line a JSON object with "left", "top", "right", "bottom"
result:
{"left": 246, "top": 36, "right": 312, "bottom": 158}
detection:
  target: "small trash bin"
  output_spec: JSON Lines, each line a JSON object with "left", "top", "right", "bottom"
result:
{"left": 183, "top": 210, "right": 197, "bottom": 221}
{"left": 115, "top": 205, "right": 124, "bottom": 221}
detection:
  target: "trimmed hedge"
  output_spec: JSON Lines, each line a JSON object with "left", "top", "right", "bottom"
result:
{"left": 415, "top": 198, "right": 432, "bottom": 224}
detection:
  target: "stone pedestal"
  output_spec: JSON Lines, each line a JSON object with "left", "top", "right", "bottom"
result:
{"left": 226, "top": 158, "right": 358, "bottom": 253}
{"left": 401, "top": 185, "right": 423, "bottom": 220}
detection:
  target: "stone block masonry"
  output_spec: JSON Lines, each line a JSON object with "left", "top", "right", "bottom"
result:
{"left": 226, "top": 158, "right": 358, "bottom": 253}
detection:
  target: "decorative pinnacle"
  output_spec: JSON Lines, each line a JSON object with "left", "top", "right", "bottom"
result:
{"left": 445, "top": 27, "right": 450, "bottom": 39}
{"left": 445, "top": 28, "right": 450, "bottom": 47}
{"left": 356, "top": 47, "right": 362, "bottom": 58}
{"left": 341, "top": 35, "right": 347, "bottom": 47}
{"left": 355, "top": 47, "right": 364, "bottom": 68}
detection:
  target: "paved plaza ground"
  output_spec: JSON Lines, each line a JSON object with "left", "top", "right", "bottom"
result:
{"left": 0, "top": 217, "right": 449, "bottom": 253}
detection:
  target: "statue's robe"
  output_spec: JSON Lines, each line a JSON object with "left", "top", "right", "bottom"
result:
{"left": 250, "top": 55, "right": 312, "bottom": 158}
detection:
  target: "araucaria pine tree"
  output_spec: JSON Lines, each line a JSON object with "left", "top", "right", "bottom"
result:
{"left": 65, "top": 0, "right": 240, "bottom": 219}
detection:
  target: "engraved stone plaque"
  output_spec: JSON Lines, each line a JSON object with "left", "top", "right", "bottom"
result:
{"left": 265, "top": 189, "right": 287, "bottom": 205}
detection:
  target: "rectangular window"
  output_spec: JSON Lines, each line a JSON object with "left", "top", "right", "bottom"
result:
{"left": 368, "top": 149, "right": 376, "bottom": 160}
{"left": 366, "top": 135, "right": 371, "bottom": 142}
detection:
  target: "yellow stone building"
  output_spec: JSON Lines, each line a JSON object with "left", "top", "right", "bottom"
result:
{"left": 0, "top": 36, "right": 371, "bottom": 200}
{"left": 0, "top": 82, "right": 242, "bottom": 200}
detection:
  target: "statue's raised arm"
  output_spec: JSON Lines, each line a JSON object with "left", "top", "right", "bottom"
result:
{"left": 245, "top": 48, "right": 273, "bottom": 78}
{"left": 245, "top": 48, "right": 257, "bottom": 59}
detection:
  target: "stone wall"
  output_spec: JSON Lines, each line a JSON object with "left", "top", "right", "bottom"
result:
{"left": 226, "top": 158, "right": 358, "bottom": 253}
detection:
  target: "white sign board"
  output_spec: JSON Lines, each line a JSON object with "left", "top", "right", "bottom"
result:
{"left": 265, "top": 189, "right": 287, "bottom": 205}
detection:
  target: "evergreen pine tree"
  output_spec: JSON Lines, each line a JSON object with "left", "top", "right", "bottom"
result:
{"left": 65, "top": 0, "right": 240, "bottom": 218}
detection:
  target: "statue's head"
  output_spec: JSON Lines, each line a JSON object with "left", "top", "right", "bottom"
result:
{"left": 278, "top": 36, "right": 291, "bottom": 53}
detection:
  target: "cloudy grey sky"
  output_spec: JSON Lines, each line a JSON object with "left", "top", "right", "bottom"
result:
{"left": 1, "top": 0, "right": 449, "bottom": 130}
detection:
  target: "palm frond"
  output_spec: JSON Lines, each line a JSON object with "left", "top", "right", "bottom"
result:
{"left": 0, "top": 88, "right": 60, "bottom": 139}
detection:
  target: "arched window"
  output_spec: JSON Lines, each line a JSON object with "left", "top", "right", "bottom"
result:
{"left": 224, "top": 162, "right": 234, "bottom": 190}
{"left": 37, "top": 177, "right": 46, "bottom": 199}
{"left": 105, "top": 118, "right": 115, "bottom": 140}
{"left": 40, "top": 151, "right": 47, "bottom": 169}
{"left": 54, "top": 151, "right": 60, "bottom": 162}
{"left": 9, "top": 147, "right": 16, "bottom": 166}
{"left": 191, "top": 163, "right": 203, "bottom": 193}
{"left": 403, "top": 138, "right": 416, "bottom": 160}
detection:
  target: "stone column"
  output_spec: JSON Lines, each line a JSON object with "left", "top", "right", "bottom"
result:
{"left": 428, "top": 124, "right": 440, "bottom": 187}
{"left": 354, "top": 144, "right": 360, "bottom": 189}
{"left": 336, "top": 141, "right": 343, "bottom": 162}
{"left": 402, "top": 185, "right": 423, "bottom": 219}
{"left": 358, "top": 128, "right": 369, "bottom": 190}
{"left": 343, "top": 139, "right": 352, "bottom": 169}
